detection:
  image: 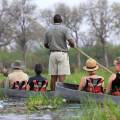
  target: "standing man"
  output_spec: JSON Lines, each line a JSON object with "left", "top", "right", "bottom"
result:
{"left": 44, "top": 14, "right": 75, "bottom": 91}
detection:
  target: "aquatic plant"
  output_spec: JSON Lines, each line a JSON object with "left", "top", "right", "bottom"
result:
{"left": 26, "top": 94, "right": 65, "bottom": 111}
{"left": 66, "top": 98, "right": 120, "bottom": 120}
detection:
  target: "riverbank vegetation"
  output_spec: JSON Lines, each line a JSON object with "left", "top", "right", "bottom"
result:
{"left": 70, "top": 101, "right": 120, "bottom": 120}
{"left": 26, "top": 95, "right": 65, "bottom": 111}
{"left": 0, "top": 68, "right": 112, "bottom": 90}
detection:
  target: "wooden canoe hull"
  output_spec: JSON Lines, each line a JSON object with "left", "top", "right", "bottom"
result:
{"left": 55, "top": 82, "right": 120, "bottom": 104}
{"left": 2, "top": 82, "right": 120, "bottom": 104}
{"left": 0, "top": 88, "right": 55, "bottom": 98}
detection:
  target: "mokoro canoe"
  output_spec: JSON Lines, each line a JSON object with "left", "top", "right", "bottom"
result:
{"left": 55, "top": 82, "right": 120, "bottom": 104}
{"left": 0, "top": 88, "right": 55, "bottom": 98}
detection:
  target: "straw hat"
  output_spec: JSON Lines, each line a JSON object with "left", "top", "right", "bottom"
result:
{"left": 114, "top": 57, "right": 120, "bottom": 65}
{"left": 83, "top": 58, "right": 99, "bottom": 72}
{"left": 11, "top": 60, "right": 25, "bottom": 69}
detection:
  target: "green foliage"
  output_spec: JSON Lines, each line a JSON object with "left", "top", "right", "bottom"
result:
{"left": 0, "top": 44, "right": 120, "bottom": 72}
{"left": 24, "top": 69, "right": 34, "bottom": 77}
{"left": 0, "top": 50, "right": 22, "bottom": 65}
{"left": 0, "top": 74, "right": 6, "bottom": 88}
{"left": 26, "top": 94, "right": 65, "bottom": 111}
{"left": 32, "top": 48, "right": 49, "bottom": 70}
{"left": 0, "top": 89, "right": 5, "bottom": 99}
{"left": 0, "top": 74, "right": 6, "bottom": 98}
{"left": 80, "top": 102, "right": 120, "bottom": 120}
{"left": 0, "top": 74, "right": 6, "bottom": 81}
{"left": 65, "top": 69, "right": 111, "bottom": 86}
{"left": 82, "top": 44, "right": 120, "bottom": 67}
{"left": 43, "top": 69, "right": 111, "bottom": 90}
{"left": 96, "top": 69, "right": 111, "bottom": 85}
{"left": 66, "top": 99, "right": 120, "bottom": 120}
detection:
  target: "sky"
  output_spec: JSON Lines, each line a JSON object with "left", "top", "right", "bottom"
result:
{"left": 8, "top": 0, "right": 119, "bottom": 44}
{"left": 34, "top": 0, "right": 120, "bottom": 9}
{"left": 33, "top": 0, "right": 120, "bottom": 44}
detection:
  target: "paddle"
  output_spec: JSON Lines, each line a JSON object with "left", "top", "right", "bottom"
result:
{"left": 75, "top": 47, "right": 114, "bottom": 74}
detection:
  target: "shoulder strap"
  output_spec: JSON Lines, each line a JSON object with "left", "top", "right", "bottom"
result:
{"left": 12, "top": 81, "right": 19, "bottom": 89}
{"left": 116, "top": 73, "right": 120, "bottom": 80}
{"left": 85, "top": 78, "right": 94, "bottom": 87}
{"left": 19, "top": 81, "right": 27, "bottom": 87}
{"left": 89, "top": 77, "right": 103, "bottom": 86}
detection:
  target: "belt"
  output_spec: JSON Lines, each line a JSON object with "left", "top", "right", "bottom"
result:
{"left": 50, "top": 50, "right": 68, "bottom": 53}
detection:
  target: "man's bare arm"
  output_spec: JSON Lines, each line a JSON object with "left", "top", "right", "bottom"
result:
{"left": 106, "top": 74, "right": 116, "bottom": 94}
{"left": 68, "top": 39, "right": 75, "bottom": 48}
{"left": 79, "top": 77, "right": 86, "bottom": 90}
{"left": 44, "top": 43, "right": 49, "bottom": 49}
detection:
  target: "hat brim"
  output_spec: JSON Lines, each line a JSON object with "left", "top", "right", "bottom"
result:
{"left": 83, "top": 65, "right": 99, "bottom": 72}
{"left": 12, "top": 66, "right": 23, "bottom": 69}
{"left": 11, "top": 64, "right": 25, "bottom": 69}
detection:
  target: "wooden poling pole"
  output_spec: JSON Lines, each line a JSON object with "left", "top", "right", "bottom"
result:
{"left": 75, "top": 47, "right": 114, "bottom": 74}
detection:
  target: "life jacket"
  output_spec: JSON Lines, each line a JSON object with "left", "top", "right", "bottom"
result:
{"left": 111, "top": 73, "right": 120, "bottom": 96}
{"left": 83, "top": 77, "right": 104, "bottom": 93}
{"left": 32, "top": 80, "right": 48, "bottom": 92}
{"left": 12, "top": 80, "right": 27, "bottom": 90}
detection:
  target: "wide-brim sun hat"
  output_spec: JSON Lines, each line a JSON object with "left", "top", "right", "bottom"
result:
{"left": 83, "top": 58, "right": 99, "bottom": 72}
{"left": 11, "top": 60, "right": 25, "bottom": 69}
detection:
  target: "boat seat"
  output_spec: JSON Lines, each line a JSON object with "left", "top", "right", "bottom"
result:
{"left": 63, "top": 83, "right": 79, "bottom": 90}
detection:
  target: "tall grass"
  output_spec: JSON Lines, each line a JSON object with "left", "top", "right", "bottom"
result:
{"left": 80, "top": 102, "right": 120, "bottom": 120}
{"left": 43, "top": 68, "right": 111, "bottom": 90}
{"left": 0, "top": 68, "right": 112, "bottom": 90}
{"left": 66, "top": 99, "right": 120, "bottom": 120}
{"left": 65, "top": 69, "right": 111, "bottom": 86}
{"left": 0, "top": 74, "right": 6, "bottom": 88}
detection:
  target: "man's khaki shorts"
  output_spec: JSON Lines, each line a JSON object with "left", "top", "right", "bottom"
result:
{"left": 49, "top": 52, "right": 70, "bottom": 75}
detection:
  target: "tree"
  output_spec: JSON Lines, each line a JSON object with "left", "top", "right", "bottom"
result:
{"left": 9, "top": 0, "right": 44, "bottom": 63}
{"left": 39, "top": 9, "right": 54, "bottom": 27}
{"left": 86, "top": 0, "right": 113, "bottom": 67}
{"left": 112, "top": 3, "right": 120, "bottom": 36}
{"left": 0, "top": 0, "right": 14, "bottom": 48}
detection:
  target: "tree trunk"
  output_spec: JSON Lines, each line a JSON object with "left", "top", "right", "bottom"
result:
{"left": 103, "top": 44, "right": 109, "bottom": 67}
{"left": 22, "top": 46, "right": 27, "bottom": 66}
{"left": 22, "top": 51, "right": 26, "bottom": 64}
{"left": 77, "top": 52, "right": 81, "bottom": 70}
{"left": 75, "top": 31, "right": 81, "bottom": 70}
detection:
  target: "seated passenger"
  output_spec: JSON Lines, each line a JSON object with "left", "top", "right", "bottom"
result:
{"left": 106, "top": 57, "right": 120, "bottom": 96}
{"left": 5, "top": 60, "right": 29, "bottom": 90}
{"left": 26, "top": 64, "right": 48, "bottom": 92}
{"left": 79, "top": 58, "right": 104, "bottom": 94}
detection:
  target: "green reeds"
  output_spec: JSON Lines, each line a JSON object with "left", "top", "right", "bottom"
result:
{"left": 26, "top": 94, "right": 65, "bottom": 111}
{"left": 67, "top": 98, "right": 120, "bottom": 120}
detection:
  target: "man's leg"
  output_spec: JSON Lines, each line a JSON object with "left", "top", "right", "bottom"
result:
{"left": 50, "top": 75, "right": 58, "bottom": 91}
{"left": 58, "top": 75, "right": 65, "bottom": 82}
{"left": 49, "top": 52, "right": 58, "bottom": 91}
{"left": 57, "top": 53, "right": 70, "bottom": 83}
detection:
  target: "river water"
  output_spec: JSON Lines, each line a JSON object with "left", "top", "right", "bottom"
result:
{"left": 0, "top": 98, "right": 83, "bottom": 120}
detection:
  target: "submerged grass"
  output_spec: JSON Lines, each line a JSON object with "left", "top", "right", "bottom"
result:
{"left": 26, "top": 94, "right": 65, "bottom": 111}
{"left": 0, "top": 89, "right": 5, "bottom": 99}
{"left": 0, "top": 74, "right": 6, "bottom": 88}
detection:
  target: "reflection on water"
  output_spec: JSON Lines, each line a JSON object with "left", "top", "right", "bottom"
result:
{"left": 0, "top": 114, "right": 53, "bottom": 120}
{"left": 0, "top": 99, "right": 83, "bottom": 120}
{"left": 0, "top": 110, "right": 82, "bottom": 120}
{"left": 0, "top": 101, "right": 4, "bottom": 109}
